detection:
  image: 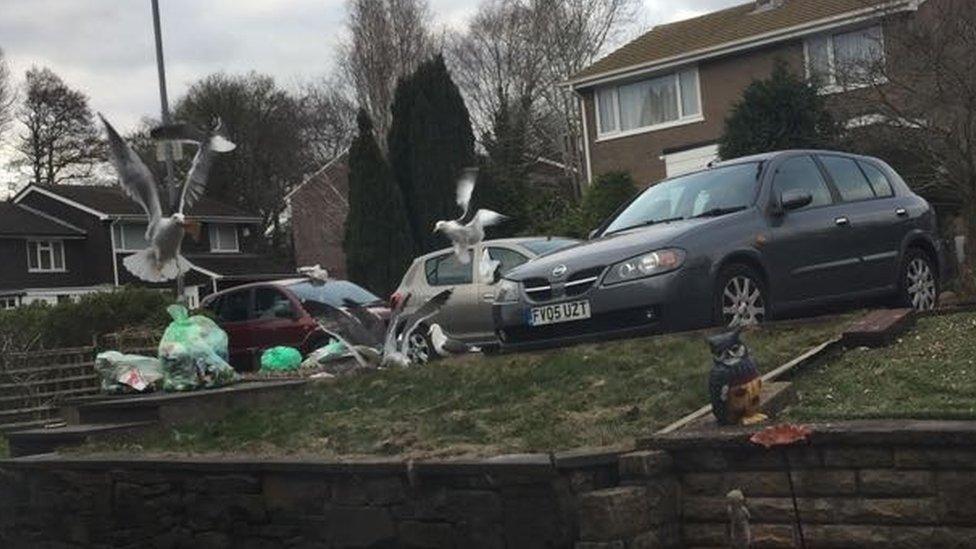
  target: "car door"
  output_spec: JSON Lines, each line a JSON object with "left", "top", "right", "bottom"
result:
{"left": 763, "top": 154, "right": 864, "bottom": 303}
{"left": 857, "top": 159, "right": 911, "bottom": 290}
{"left": 421, "top": 249, "right": 480, "bottom": 338}
{"left": 817, "top": 154, "right": 899, "bottom": 292}
{"left": 462, "top": 245, "right": 532, "bottom": 341}
{"left": 251, "top": 286, "right": 306, "bottom": 350}
{"left": 211, "top": 288, "right": 254, "bottom": 369}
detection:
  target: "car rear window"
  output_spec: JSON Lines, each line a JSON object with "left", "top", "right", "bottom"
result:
{"left": 857, "top": 161, "right": 894, "bottom": 198}
{"left": 521, "top": 238, "right": 577, "bottom": 256}
{"left": 288, "top": 280, "right": 382, "bottom": 308}
{"left": 425, "top": 252, "right": 472, "bottom": 286}
{"left": 820, "top": 155, "right": 875, "bottom": 202}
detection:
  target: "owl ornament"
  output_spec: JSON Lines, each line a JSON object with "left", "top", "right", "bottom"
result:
{"left": 707, "top": 328, "right": 768, "bottom": 426}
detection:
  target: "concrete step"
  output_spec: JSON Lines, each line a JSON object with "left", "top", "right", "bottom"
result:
{"left": 843, "top": 308, "right": 915, "bottom": 348}
{"left": 6, "top": 421, "right": 157, "bottom": 457}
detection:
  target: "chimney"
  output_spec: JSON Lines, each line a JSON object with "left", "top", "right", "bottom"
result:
{"left": 754, "top": 0, "right": 786, "bottom": 12}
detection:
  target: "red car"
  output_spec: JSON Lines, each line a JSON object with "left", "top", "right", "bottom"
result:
{"left": 200, "top": 278, "right": 390, "bottom": 371}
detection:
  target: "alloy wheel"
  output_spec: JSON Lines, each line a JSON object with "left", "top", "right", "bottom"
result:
{"left": 407, "top": 332, "right": 431, "bottom": 364}
{"left": 721, "top": 275, "right": 766, "bottom": 327}
{"left": 906, "top": 257, "right": 937, "bottom": 311}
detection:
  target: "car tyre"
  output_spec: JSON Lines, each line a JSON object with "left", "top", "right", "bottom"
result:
{"left": 406, "top": 324, "right": 434, "bottom": 364}
{"left": 714, "top": 263, "right": 769, "bottom": 328}
{"left": 897, "top": 247, "right": 939, "bottom": 311}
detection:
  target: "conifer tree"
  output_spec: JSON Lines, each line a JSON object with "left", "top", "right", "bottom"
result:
{"left": 344, "top": 110, "right": 416, "bottom": 296}
{"left": 388, "top": 55, "right": 476, "bottom": 252}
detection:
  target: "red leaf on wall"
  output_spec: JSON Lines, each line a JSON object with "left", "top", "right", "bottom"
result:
{"left": 749, "top": 423, "right": 812, "bottom": 449}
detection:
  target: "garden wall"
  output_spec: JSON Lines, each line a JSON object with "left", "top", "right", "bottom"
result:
{"left": 3, "top": 420, "right": 976, "bottom": 548}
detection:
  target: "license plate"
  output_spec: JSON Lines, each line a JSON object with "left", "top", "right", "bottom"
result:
{"left": 528, "top": 300, "right": 591, "bottom": 326}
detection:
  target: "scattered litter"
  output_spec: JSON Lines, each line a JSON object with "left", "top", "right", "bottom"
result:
{"left": 95, "top": 351, "right": 164, "bottom": 394}
{"left": 301, "top": 339, "right": 350, "bottom": 368}
{"left": 261, "top": 346, "right": 303, "bottom": 372}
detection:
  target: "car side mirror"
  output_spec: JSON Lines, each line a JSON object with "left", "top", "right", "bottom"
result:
{"left": 780, "top": 190, "right": 813, "bottom": 212}
{"left": 587, "top": 229, "right": 599, "bottom": 240}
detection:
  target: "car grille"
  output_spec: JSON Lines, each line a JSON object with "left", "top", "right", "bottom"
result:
{"left": 564, "top": 266, "right": 605, "bottom": 297}
{"left": 500, "top": 306, "right": 659, "bottom": 344}
{"left": 523, "top": 278, "right": 552, "bottom": 301}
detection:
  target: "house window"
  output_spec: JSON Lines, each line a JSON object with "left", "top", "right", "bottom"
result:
{"left": 805, "top": 25, "right": 885, "bottom": 90}
{"left": 0, "top": 296, "right": 18, "bottom": 310}
{"left": 27, "top": 240, "right": 66, "bottom": 273}
{"left": 113, "top": 223, "right": 150, "bottom": 251}
{"left": 209, "top": 224, "right": 239, "bottom": 253}
{"left": 595, "top": 67, "right": 702, "bottom": 138}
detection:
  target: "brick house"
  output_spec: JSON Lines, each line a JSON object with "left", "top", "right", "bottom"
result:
{"left": 286, "top": 151, "right": 350, "bottom": 279}
{"left": 567, "top": 0, "right": 931, "bottom": 186}
{"left": 0, "top": 184, "right": 294, "bottom": 309}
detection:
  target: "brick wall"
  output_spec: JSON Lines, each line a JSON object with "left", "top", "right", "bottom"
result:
{"left": 290, "top": 153, "right": 350, "bottom": 279}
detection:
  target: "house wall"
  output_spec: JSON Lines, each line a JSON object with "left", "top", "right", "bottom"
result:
{"left": 17, "top": 192, "right": 114, "bottom": 286}
{"left": 0, "top": 238, "right": 91, "bottom": 292}
{"left": 290, "top": 158, "right": 350, "bottom": 279}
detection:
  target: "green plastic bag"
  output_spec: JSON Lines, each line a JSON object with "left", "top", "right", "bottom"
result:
{"left": 158, "top": 304, "right": 238, "bottom": 391}
{"left": 261, "top": 346, "right": 303, "bottom": 372}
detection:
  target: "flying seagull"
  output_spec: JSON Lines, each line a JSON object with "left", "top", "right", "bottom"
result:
{"left": 429, "top": 324, "right": 470, "bottom": 357}
{"left": 433, "top": 168, "right": 508, "bottom": 263}
{"left": 100, "top": 114, "right": 235, "bottom": 282}
{"left": 381, "top": 289, "right": 453, "bottom": 368}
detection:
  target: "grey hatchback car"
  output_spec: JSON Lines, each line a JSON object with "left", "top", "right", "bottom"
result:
{"left": 493, "top": 150, "right": 947, "bottom": 348}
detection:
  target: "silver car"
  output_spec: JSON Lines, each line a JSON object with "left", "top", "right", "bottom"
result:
{"left": 393, "top": 237, "right": 578, "bottom": 357}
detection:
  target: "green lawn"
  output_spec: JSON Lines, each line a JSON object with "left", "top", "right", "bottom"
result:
{"left": 77, "top": 316, "right": 850, "bottom": 459}
{"left": 788, "top": 312, "right": 976, "bottom": 421}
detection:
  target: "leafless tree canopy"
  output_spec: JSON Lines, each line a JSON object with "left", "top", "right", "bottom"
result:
{"left": 339, "top": 0, "right": 437, "bottom": 146}
{"left": 0, "top": 47, "right": 15, "bottom": 139}
{"left": 447, "top": 0, "right": 639, "bottom": 193}
{"left": 15, "top": 67, "right": 104, "bottom": 186}
{"left": 298, "top": 77, "right": 357, "bottom": 166}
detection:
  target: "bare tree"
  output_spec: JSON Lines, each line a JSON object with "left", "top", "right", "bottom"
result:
{"left": 845, "top": 0, "right": 976, "bottom": 273}
{"left": 339, "top": 0, "right": 436, "bottom": 146}
{"left": 535, "top": 0, "right": 641, "bottom": 195}
{"left": 298, "top": 76, "right": 357, "bottom": 166}
{"left": 15, "top": 67, "right": 103, "bottom": 185}
{"left": 0, "top": 47, "right": 15, "bottom": 139}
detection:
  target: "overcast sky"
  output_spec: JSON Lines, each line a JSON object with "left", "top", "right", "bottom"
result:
{"left": 0, "top": 0, "right": 743, "bottom": 192}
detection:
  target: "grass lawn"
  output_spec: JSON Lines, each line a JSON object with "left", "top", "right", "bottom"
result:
{"left": 77, "top": 316, "right": 850, "bottom": 459}
{"left": 788, "top": 311, "right": 976, "bottom": 421}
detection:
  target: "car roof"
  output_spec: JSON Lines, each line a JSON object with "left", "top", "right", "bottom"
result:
{"left": 411, "top": 236, "right": 578, "bottom": 262}
{"left": 710, "top": 149, "right": 874, "bottom": 168}
{"left": 200, "top": 277, "right": 352, "bottom": 301}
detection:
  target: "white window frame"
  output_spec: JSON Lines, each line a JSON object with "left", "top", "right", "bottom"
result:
{"left": 26, "top": 239, "right": 67, "bottom": 273}
{"left": 594, "top": 66, "right": 704, "bottom": 142}
{"left": 804, "top": 24, "right": 886, "bottom": 95}
{"left": 113, "top": 222, "right": 150, "bottom": 252}
{"left": 0, "top": 296, "right": 18, "bottom": 310}
{"left": 209, "top": 224, "right": 240, "bottom": 253}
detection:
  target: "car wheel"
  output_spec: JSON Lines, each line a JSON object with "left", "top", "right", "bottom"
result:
{"left": 406, "top": 326, "right": 433, "bottom": 364}
{"left": 715, "top": 264, "right": 768, "bottom": 327}
{"left": 899, "top": 248, "right": 938, "bottom": 311}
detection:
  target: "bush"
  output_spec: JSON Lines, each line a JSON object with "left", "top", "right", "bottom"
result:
{"left": 550, "top": 171, "right": 638, "bottom": 238}
{"left": 0, "top": 287, "right": 172, "bottom": 351}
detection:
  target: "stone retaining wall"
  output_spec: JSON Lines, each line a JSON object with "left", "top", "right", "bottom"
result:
{"left": 4, "top": 421, "right": 976, "bottom": 547}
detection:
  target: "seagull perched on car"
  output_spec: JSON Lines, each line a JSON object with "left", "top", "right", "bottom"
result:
{"left": 433, "top": 168, "right": 508, "bottom": 263}
{"left": 100, "top": 114, "right": 235, "bottom": 282}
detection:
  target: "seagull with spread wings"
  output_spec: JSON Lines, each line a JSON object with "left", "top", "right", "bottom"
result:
{"left": 433, "top": 168, "right": 508, "bottom": 263}
{"left": 100, "top": 114, "right": 235, "bottom": 282}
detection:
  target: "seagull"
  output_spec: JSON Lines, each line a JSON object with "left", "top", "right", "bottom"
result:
{"left": 433, "top": 168, "right": 508, "bottom": 263}
{"left": 478, "top": 248, "right": 501, "bottom": 282}
{"left": 298, "top": 264, "right": 330, "bottom": 283}
{"left": 381, "top": 289, "right": 453, "bottom": 368}
{"left": 100, "top": 114, "right": 235, "bottom": 282}
{"left": 429, "top": 324, "right": 470, "bottom": 357}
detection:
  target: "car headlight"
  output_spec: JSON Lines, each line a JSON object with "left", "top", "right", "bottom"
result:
{"left": 494, "top": 278, "right": 520, "bottom": 303}
{"left": 603, "top": 248, "right": 686, "bottom": 285}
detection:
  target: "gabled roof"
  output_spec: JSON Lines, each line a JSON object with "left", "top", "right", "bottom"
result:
{"left": 13, "top": 184, "right": 262, "bottom": 222}
{"left": 0, "top": 202, "right": 86, "bottom": 238}
{"left": 568, "top": 0, "right": 923, "bottom": 87}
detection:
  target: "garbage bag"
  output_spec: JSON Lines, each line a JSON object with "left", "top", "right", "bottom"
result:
{"left": 301, "top": 339, "right": 350, "bottom": 369}
{"left": 260, "top": 346, "right": 303, "bottom": 372}
{"left": 158, "top": 304, "right": 238, "bottom": 391}
{"left": 95, "top": 351, "right": 164, "bottom": 394}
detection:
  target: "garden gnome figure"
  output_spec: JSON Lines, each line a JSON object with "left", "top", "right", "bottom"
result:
{"left": 707, "top": 328, "right": 768, "bottom": 425}
{"left": 726, "top": 489, "right": 752, "bottom": 549}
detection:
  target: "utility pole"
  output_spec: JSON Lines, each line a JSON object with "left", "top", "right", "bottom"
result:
{"left": 150, "top": 0, "right": 185, "bottom": 302}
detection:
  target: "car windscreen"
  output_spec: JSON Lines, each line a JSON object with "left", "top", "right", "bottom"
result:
{"left": 602, "top": 162, "right": 762, "bottom": 235}
{"left": 521, "top": 238, "right": 578, "bottom": 256}
{"left": 288, "top": 280, "right": 382, "bottom": 308}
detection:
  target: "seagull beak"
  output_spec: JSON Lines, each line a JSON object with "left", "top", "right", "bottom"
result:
{"left": 183, "top": 219, "right": 202, "bottom": 241}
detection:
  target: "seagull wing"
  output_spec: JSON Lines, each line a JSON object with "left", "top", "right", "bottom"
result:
{"left": 382, "top": 293, "right": 412, "bottom": 356}
{"left": 302, "top": 300, "right": 375, "bottom": 347}
{"left": 471, "top": 209, "right": 509, "bottom": 229}
{"left": 178, "top": 124, "right": 235, "bottom": 214}
{"left": 311, "top": 320, "right": 373, "bottom": 369}
{"left": 341, "top": 298, "right": 385, "bottom": 347}
{"left": 100, "top": 114, "right": 163, "bottom": 227}
{"left": 398, "top": 290, "right": 453, "bottom": 353}
{"left": 455, "top": 168, "right": 477, "bottom": 220}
